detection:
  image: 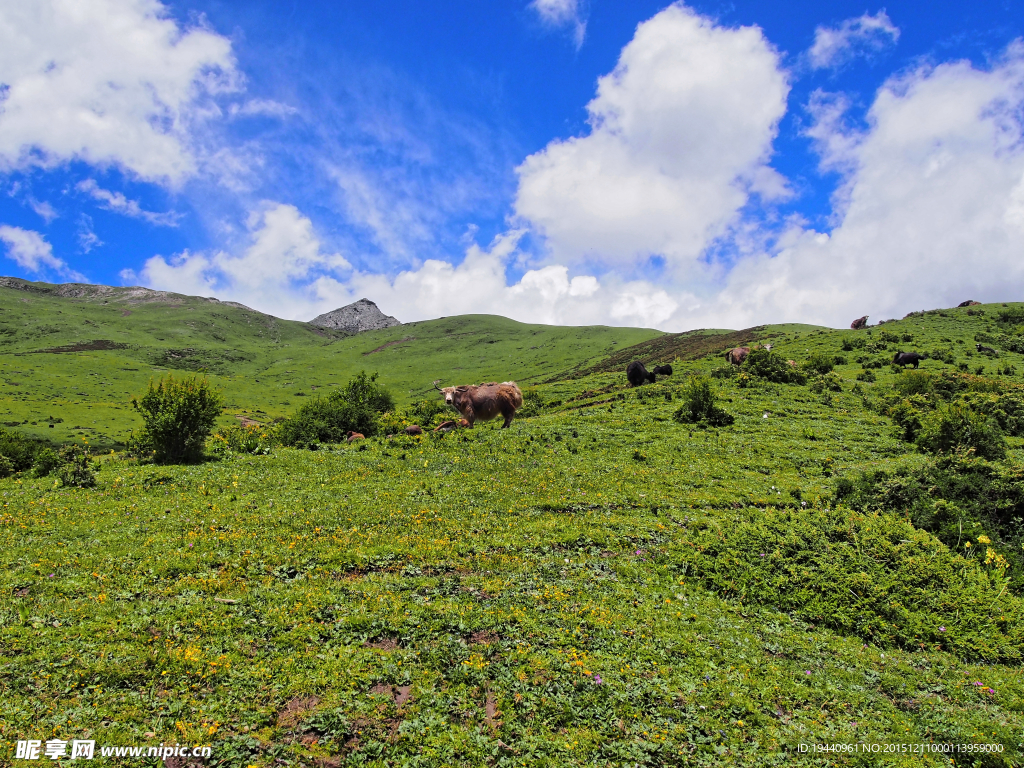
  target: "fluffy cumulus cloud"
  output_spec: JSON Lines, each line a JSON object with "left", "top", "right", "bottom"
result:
{"left": 514, "top": 4, "right": 789, "bottom": 276}
{"left": 0, "top": 0, "right": 238, "bottom": 185}
{"left": 130, "top": 202, "right": 680, "bottom": 328}
{"left": 530, "top": 0, "right": 587, "bottom": 49}
{"left": 0, "top": 225, "right": 85, "bottom": 279}
{"left": 117, "top": 3, "right": 1024, "bottom": 333}
{"left": 695, "top": 44, "right": 1024, "bottom": 329}
{"left": 807, "top": 11, "right": 900, "bottom": 70}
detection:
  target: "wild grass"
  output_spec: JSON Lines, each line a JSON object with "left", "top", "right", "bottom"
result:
{"left": 2, "top": 296, "right": 1024, "bottom": 765}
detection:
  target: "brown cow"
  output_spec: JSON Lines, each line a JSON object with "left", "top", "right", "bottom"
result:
{"left": 725, "top": 347, "right": 750, "bottom": 366}
{"left": 434, "top": 380, "right": 523, "bottom": 428}
{"left": 346, "top": 431, "right": 365, "bottom": 442}
{"left": 404, "top": 425, "right": 423, "bottom": 435}
{"left": 850, "top": 316, "right": 868, "bottom": 330}
{"left": 958, "top": 300, "right": 981, "bottom": 307}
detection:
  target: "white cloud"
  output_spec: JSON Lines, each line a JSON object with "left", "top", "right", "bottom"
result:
{"left": 0, "top": 224, "right": 85, "bottom": 279}
{"left": 28, "top": 198, "right": 58, "bottom": 223}
{"left": 514, "top": 4, "right": 789, "bottom": 276}
{"left": 0, "top": 0, "right": 238, "bottom": 185}
{"left": 129, "top": 202, "right": 352, "bottom": 318}
{"left": 77, "top": 215, "right": 103, "bottom": 254}
{"left": 807, "top": 11, "right": 899, "bottom": 70}
{"left": 683, "top": 45, "right": 1024, "bottom": 330}
{"left": 77, "top": 179, "right": 180, "bottom": 226}
{"left": 129, "top": 203, "right": 678, "bottom": 329}
{"left": 530, "top": 0, "right": 587, "bottom": 49}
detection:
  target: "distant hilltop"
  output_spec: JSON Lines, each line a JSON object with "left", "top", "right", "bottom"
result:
{"left": 0, "top": 276, "right": 258, "bottom": 312}
{"left": 309, "top": 298, "right": 401, "bottom": 334}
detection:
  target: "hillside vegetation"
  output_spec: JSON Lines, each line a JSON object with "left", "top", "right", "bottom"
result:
{"left": 2, "top": 286, "right": 1024, "bottom": 766}
{"left": 0, "top": 278, "right": 661, "bottom": 448}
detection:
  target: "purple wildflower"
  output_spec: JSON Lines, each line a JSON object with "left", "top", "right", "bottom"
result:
{"left": 805, "top": 671, "right": 812, "bottom": 676}
{"left": 939, "top": 626, "right": 946, "bottom": 632}
{"left": 593, "top": 674, "right": 603, "bottom": 685}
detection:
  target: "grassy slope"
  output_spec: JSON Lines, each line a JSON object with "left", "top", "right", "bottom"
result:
{"left": 2, "top": 295, "right": 1023, "bottom": 766}
{"left": 0, "top": 280, "right": 661, "bottom": 448}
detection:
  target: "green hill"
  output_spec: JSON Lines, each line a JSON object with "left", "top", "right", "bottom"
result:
{"left": 0, "top": 278, "right": 663, "bottom": 447}
{"left": 3, "top": 282, "right": 1024, "bottom": 765}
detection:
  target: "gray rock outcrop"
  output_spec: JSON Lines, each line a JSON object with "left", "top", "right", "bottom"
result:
{"left": 309, "top": 298, "right": 400, "bottom": 334}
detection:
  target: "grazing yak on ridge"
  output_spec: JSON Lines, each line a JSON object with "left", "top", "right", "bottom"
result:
{"left": 893, "top": 351, "right": 924, "bottom": 369}
{"left": 652, "top": 364, "right": 673, "bottom": 377}
{"left": 976, "top": 344, "right": 997, "bottom": 355}
{"left": 626, "top": 361, "right": 657, "bottom": 386}
{"left": 725, "top": 347, "right": 750, "bottom": 366}
{"left": 851, "top": 316, "right": 869, "bottom": 330}
{"left": 435, "top": 381, "right": 523, "bottom": 428}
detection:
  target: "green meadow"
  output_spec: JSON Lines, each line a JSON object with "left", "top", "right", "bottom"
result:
{"left": 2, "top": 281, "right": 1023, "bottom": 766}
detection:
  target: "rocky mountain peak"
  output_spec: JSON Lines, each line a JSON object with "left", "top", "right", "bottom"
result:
{"left": 309, "top": 298, "right": 400, "bottom": 334}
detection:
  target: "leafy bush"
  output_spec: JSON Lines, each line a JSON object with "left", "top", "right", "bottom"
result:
{"left": 517, "top": 387, "right": 545, "bottom": 419}
{"left": 930, "top": 347, "right": 956, "bottom": 364}
{"left": 996, "top": 306, "right": 1024, "bottom": 324}
{"left": 673, "top": 375, "right": 734, "bottom": 427}
{"left": 808, "top": 372, "right": 842, "bottom": 393}
{"left": 211, "top": 424, "right": 274, "bottom": 455}
{"left": 31, "top": 447, "right": 62, "bottom": 477}
{"left": 407, "top": 397, "right": 451, "bottom": 427}
{"left": 131, "top": 375, "right": 224, "bottom": 463}
{"left": 0, "top": 455, "right": 13, "bottom": 478}
{"left": 856, "top": 369, "right": 876, "bottom": 382}
{"left": 709, "top": 365, "right": 738, "bottom": 379}
{"left": 915, "top": 401, "right": 1006, "bottom": 460}
{"left": 802, "top": 352, "right": 836, "bottom": 376}
{"left": 0, "top": 428, "right": 50, "bottom": 471}
{"left": 840, "top": 336, "right": 866, "bottom": 351}
{"left": 891, "top": 370, "right": 934, "bottom": 397}
{"left": 56, "top": 445, "right": 96, "bottom": 488}
{"left": 671, "top": 506, "right": 1024, "bottom": 662}
{"left": 835, "top": 450, "right": 1024, "bottom": 591}
{"left": 278, "top": 372, "right": 395, "bottom": 448}
{"left": 742, "top": 348, "right": 806, "bottom": 384}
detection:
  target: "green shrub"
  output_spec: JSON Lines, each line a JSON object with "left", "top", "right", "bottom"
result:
{"left": 808, "top": 372, "right": 842, "bottom": 393}
{"left": 407, "top": 397, "right": 451, "bottom": 427}
{"left": 835, "top": 450, "right": 1024, "bottom": 592}
{"left": 916, "top": 401, "right": 1006, "bottom": 460}
{"left": 211, "top": 424, "right": 274, "bottom": 455}
{"left": 56, "top": 445, "right": 96, "bottom": 488}
{"left": 278, "top": 372, "right": 395, "bottom": 448}
{"left": 891, "top": 370, "right": 933, "bottom": 397}
{"left": 0, "top": 455, "right": 13, "bottom": 478}
{"left": 0, "top": 428, "right": 49, "bottom": 471}
{"left": 841, "top": 336, "right": 866, "bottom": 351}
{"left": 517, "top": 387, "right": 545, "bottom": 419}
{"left": 31, "top": 447, "right": 61, "bottom": 477}
{"left": 802, "top": 353, "right": 836, "bottom": 375}
{"left": 131, "top": 375, "right": 224, "bottom": 463}
{"left": 670, "top": 506, "right": 1024, "bottom": 662}
{"left": 673, "top": 375, "right": 734, "bottom": 427}
{"left": 743, "top": 348, "right": 805, "bottom": 384}
{"left": 855, "top": 369, "right": 876, "bottom": 382}
{"left": 709, "top": 365, "right": 737, "bottom": 379}
{"left": 996, "top": 306, "right": 1024, "bottom": 324}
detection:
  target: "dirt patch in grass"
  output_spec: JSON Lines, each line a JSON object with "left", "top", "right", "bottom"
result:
{"left": 560, "top": 325, "right": 772, "bottom": 379}
{"left": 363, "top": 637, "right": 399, "bottom": 651}
{"left": 364, "top": 336, "right": 416, "bottom": 355}
{"left": 277, "top": 695, "right": 321, "bottom": 728}
{"left": 29, "top": 339, "right": 128, "bottom": 354}
{"left": 468, "top": 630, "right": 499, "bottom": 645}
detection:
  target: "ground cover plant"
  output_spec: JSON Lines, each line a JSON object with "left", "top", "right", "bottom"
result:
{"left": 2, "top": 296, "right": 1024, "bottom": 766}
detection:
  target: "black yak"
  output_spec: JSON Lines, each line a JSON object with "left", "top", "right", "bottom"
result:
{"left": 893, "top": 351, "right": 924, "bottom": 369}
{"left": 626, "top": 361, "right": 656, "bottom": 386}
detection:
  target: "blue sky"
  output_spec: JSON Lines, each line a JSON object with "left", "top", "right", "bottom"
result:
{"left": 1, "top": 0, "right": 1023, "bottom": 330}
